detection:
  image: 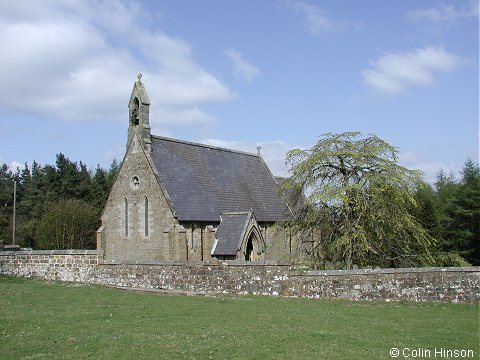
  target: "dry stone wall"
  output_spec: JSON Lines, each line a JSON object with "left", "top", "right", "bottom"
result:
{"left": 0, "top": 250, "right": 100, "bottom": 282}
{"left": 0, "top": 251, "right": 478, "bottom": 303}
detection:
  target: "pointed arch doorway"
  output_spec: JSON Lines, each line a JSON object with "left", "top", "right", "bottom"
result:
{"left": 245, "top": 230, "right": 261, "bottom": 261}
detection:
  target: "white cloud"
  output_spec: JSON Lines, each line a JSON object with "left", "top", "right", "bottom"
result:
{"left": 285, "top": 0, "right": 360, "bottom": 35}
{"left": 0, "top": 155, "right": 23, "bottom": 173}
{"left": 398, "top": 152, "right": 461, "bottom": 184}
{"left": 0, "top": 0, "right": 233, "bottom": 127}
{"left": 224, "top": 49, "right": 261, "bottom": 83}
{"left": 362, "top": 46, "right": 462, "bottom": 94}
{"left": 201, "top": 138, "right": 296, "bottom": 176}
{"left": 8, "top": 161, "right": 23, "bottom": 173}
{"left": 407, "top": 1, "right": 478, "bottom": 22}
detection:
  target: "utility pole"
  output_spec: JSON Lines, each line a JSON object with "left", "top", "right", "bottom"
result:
{"left": 12, "top": 180, "right": 16, "bottom": 245}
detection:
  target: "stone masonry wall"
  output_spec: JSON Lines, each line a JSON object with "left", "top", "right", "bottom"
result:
{"left": 1, "top": 251, "right": 478, "bottom": 303}
{"left": 0, "top": 250, "right": 100, "bottom": 282}
{"left": 101, "top": 141, "right": 176, "bottom": 262}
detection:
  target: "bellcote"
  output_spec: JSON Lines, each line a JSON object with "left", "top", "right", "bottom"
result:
{"left": 127, "top": 73, "right": 152, "bottom": 152}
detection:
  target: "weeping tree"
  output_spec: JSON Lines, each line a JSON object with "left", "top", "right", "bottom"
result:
{"left": 279, "top": 132, "right": 435, "bottom": 269}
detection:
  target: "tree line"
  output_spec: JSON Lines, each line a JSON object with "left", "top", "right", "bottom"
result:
{"left": 413, "top": 160, "right": 479, "bottom": 266}
{"left": 0, "top": 154, "right": 118, "bottom": 250}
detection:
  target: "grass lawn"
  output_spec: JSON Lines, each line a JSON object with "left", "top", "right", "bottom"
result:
{"left": 0, "top": 276, "right": 478, "bottom": 360}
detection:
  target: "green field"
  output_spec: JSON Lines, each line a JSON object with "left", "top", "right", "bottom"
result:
{"left": 0, "top": 276, "right": 478, "bottom": 360}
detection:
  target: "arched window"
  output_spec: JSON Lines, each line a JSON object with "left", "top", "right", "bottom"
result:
{"left": 124, "top": 198, "right": 129, "bottom": 237}
{"left": 131, "top": 97, "right": 139, "bottom": 125}
{"left": 144, "top": 196, "right": 149, "bottom": 237}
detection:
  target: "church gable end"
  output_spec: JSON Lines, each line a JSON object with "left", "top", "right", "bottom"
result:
{"left": 100, "top": 138, "right": 176, "bottom": 262}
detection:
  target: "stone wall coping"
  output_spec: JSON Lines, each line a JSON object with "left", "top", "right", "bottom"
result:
{"left": 0, "top": 250, "right": 101, "bottom": 256}
{"left": 99, "top": 260, "right": 291, "bottom": 267}
{"left": 299, "top": 266, "right": 480, "bottom": 276}
{"left": 0, "top": 251, "right": 478, "bottom": 277}
{"left": 96, "top": 261, "right": 479, "bottom": 275}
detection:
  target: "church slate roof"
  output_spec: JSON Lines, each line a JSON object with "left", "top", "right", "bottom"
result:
{"left": 150, "top": 136, "right": 289, "bottom": 222}
{"left": 212, "top": 212, "right": 249, "bottom": 256}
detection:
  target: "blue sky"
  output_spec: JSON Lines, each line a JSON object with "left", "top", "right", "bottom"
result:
{"left": 0, "top": 0, "right": 478, "bottom": 183}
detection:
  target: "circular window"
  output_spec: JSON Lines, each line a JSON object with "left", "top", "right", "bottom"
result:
{"left": 130, "top": 176, "right": 140, "bottom": 190}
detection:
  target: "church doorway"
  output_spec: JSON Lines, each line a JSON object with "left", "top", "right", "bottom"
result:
{"left": 245, "top": 231, "right": 258, "bottom": 261}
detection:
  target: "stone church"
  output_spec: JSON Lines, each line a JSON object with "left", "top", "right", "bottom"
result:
{"left": 97, "top": 75, "right": 295, "bottom": 263}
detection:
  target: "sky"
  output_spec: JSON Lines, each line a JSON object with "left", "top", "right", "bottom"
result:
{"left": 0, "top": 0, "right": 478, "bottom": 183}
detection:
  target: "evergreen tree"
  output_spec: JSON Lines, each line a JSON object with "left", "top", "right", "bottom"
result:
{"left": 435, "top": 170, "right": 458, "bottom": 248}
{"left": 78, "top": 161, "right": 93, "bottom": 202}
{"left": 41, "top": 164, "right": 59, "bottom": 202}
{"left": 433, "top": 160, "right": 480, "bottom": 265}
{"left": 15, "top": 163, "right": 36, "bottom": 247}
{"left": 0, "top": 164, "right": 14, "bottom": 242}
{"left": 106, "top": 159, "right": 120, "bottom": 190}
{"left": 451, "top": 159, "right": 480, "bottom": 264}
{"left": 90, "top": 165, "right": 109, "bottom": 211}
{"left": 56, "top": 153, "right": 81, "bottom": 199}
{"left": 413, "top": 182, "right": 441, "bottom": 240}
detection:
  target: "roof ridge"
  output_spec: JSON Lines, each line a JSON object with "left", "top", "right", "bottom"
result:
{"left": 221, "top": 211, "right": 251, "bottom": 216}
{"left": 151, "top": 135, "right": 258, "bottom": 157}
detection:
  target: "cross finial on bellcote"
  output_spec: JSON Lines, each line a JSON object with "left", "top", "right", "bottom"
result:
{"left": 137, "top": 73, "right": 142, "bottom": 83}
